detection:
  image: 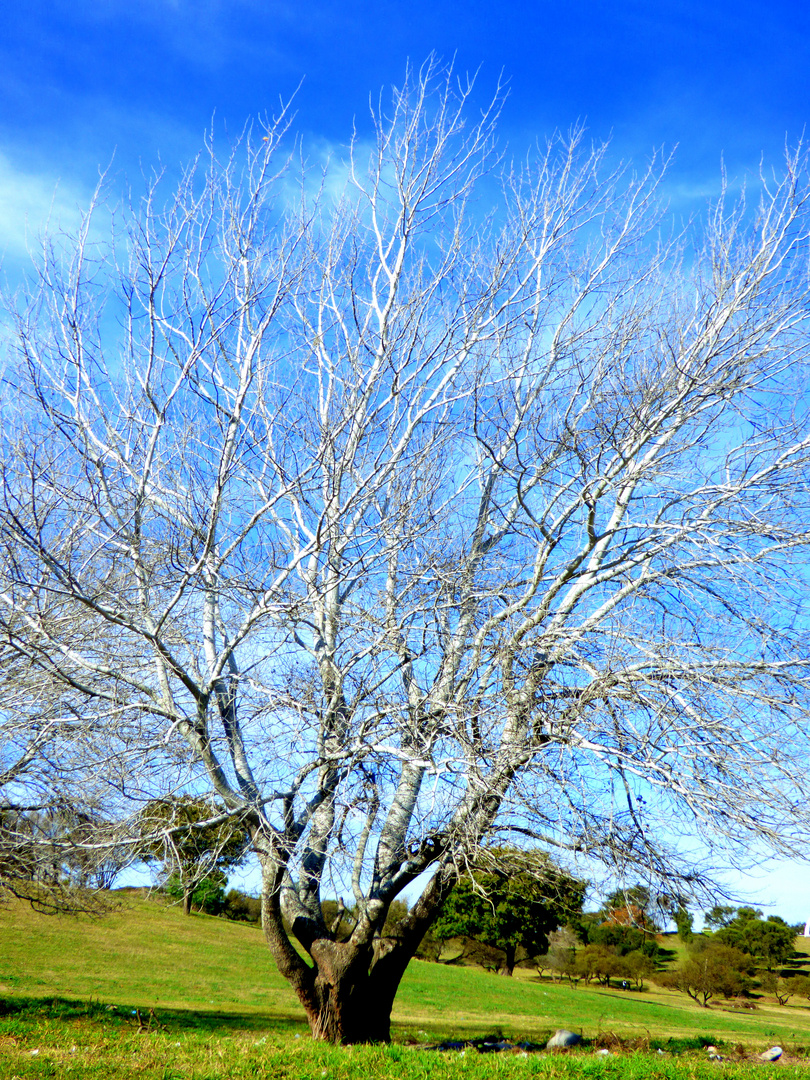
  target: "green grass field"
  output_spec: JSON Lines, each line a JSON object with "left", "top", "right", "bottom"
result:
{"left": 3, "top": 890, "right": 810, "bottom": 1078}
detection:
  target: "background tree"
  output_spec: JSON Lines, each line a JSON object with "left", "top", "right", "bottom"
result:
{"left": 4, "top": 58, "right": 810, "bottom": 1042}
{"left": 577, "top": 943, "right": 623, "bottom": 986}
{"left": 137, "top": 797, "right": 248, "bottom": 915}
{"left": 0, "top": 643, "right": 124, "bottom": 909}
{"left": 704, "top": 905, "right": 740, "bottom": 931}
{"left": 223, "top": 888, "right": 262, "bottom": 924}
{"left": 713, "top": 910, "right": 796, "bottom": 970}
{"left": 538, "top": 925, "right": 580, "bottom": 983}
{"left": 0, "top": 803, "right": 125, "bottom": 911}
{"left": 662, "top": 943, "right": 754, "bottom": 1007}
{"left": 598, "top": 885, "right": 658, "bottom": 930}
{"left": 760, "top": 971, "right": 806, "bottom": 1005}
{"left": 431, "top": 848, "right": 585, "bottom": 974}
{"left": 165, "top": 868, "right": 229, "bottom": 915}
{"left": 783, "top": 973, "right": 810, "bottom": 1005}
{"left": 672, "top": 906, "right": 694, "bottom": 943}
{"left": 622, "top": 949, "right": 656, "bottom": 990}
{"left": 587, "top": 921, "right": 660, "bottom": 959}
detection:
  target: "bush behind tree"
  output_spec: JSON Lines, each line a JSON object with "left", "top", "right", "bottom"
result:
{"left": 222, "top": 888, "right": 262, "bottom": 923}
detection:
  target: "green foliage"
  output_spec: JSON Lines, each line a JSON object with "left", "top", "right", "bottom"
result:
{"left": 565, "top": 909, "right": 599, "bottom": 944}
{"left": 785, "top": 974, "right": 810, "bottom": 1003}
{"left": 165, "top": 870, "right": 227, "bottom": 915}
{"left": 760, "top": 971, "right": 810, "bottom": 1005}
{"left": 382, "top": 898, "right": 409, "bottom": 937}
{"left": 714, "top": 911, "right": 796, "bottom": 969}
{"left": 223, "top": 888, "right": 262, "bottom": 923}
{"left": 573, "top": 944, "right": 655, "bottom": 990}
{"left": 576, "top": 943, "right": 622, "bottom": 986}
{"left": 704, "top": 905, "right": 741, "bottom": 931}
{"left": 674, "top": 906, "right": 694, "bottom": 943}
{"left": 623, "top": 949, "right": 656, "bottom": 990}
{"left": 588, "top": 922, "right": 660, "bottom": 958}
{"left": 432, "top": 848, "right": 585, "bottom": 974}
{"left": 137, "top": 796, "right": 248, "bottom": 913}
{"left": 662, "top": 943, "right": 754, "bottom": 1007}
{"left": 604, "top": 884, "right": 653, "bottom": 910}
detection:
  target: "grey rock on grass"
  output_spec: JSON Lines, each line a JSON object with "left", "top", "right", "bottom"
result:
{"left": 546, "top": 1030, "right": 582, "bottom": 1049}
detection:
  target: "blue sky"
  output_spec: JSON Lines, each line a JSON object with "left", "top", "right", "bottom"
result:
{"left": 3, "top": 0, "right": 810, "bottom": 921}
{"left": 2, "top": 0, "right": 809, "bottom": 254}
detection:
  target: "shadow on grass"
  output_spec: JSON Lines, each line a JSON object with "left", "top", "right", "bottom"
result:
{"left": 594, "top": 989, "right": 682, "bottom": 1010}
{"left": 0, "top": 994, "right": 307, "bottom": 1035}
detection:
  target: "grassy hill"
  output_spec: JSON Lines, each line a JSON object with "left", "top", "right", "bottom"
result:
{"left": 4, "top": 890, "right": 810, "bottom": 1078}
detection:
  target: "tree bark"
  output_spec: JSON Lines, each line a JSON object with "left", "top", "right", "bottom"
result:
{"left": 258, "top": 853, "right": 458, "bottom": 1043}
{"left": 183, "top": 889, "right": 192, "bottom": 916}
{"left": 301, "top": 944, "right": 398, "bottom": 1044}
{"left": 260, "top": 923, "right": 406, "bottom": 1043}
{"left": 500, "top": 944, "right": 516, "bottom": 976}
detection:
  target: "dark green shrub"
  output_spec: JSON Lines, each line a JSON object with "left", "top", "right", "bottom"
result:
{"left": 223, "top": 888, "right": 261, "bottom": 923}
{"left": 165, "top": 871, "right": 226, "bottom": 915}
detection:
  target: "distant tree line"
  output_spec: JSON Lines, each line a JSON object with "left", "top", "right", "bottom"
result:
{"left": 660, "top": 906, "right": 804, "bottom": 1007}
{"left": 0, "top": 804, "right": 129, "bottom": 912}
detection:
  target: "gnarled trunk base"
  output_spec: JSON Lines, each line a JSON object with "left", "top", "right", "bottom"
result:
{"left": 300, "top": 940, "right": 399, "bottom": 1044}
{"left": 304, "top": 975, "right": 394, "bottom": 1044}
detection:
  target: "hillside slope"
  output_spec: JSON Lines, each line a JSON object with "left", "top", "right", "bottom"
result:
{"left": 3, "top": 890, "right": 810, "bottom": 1047}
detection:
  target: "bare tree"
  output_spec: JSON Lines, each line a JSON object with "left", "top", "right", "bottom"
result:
{"left": 0, "top": 637, "right": 128, "bottom": 909}
{"left": 2, "top": 57, "right": 810, "bottom": 1042}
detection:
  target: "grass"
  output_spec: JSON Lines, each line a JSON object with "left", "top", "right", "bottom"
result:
{"left": 2, "top": 1005, "right": 810, "bottom": 1080}
{"left": 4, "top": 891, "right": 810, "bottom": 1078}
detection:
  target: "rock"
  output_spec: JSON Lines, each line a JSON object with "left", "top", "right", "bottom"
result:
{"left": 546, "top": 1030, "right": 582, "bottom": 1049}
{"left": 760, "top": 1046, "right": 783, "bottom": 1061}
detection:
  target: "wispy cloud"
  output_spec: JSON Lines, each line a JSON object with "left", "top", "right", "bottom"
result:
{"left": 0, "top": 152, "right": 90, "bottom": 264}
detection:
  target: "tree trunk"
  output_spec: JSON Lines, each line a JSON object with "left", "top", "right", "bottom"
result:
{"left": 183, "top": 889, "right": 192, "bottom": 916}
{"left": 262, "top": 905, "right": 433, "bottom": 1043}
{"left": 257, "top": 847, "right": 459, "bottom": 1043}
{"left": 302, "top": 962, "right": 397, "bottom": 1043}
{"left": 500, "top": 944, "right": 516, "bottom": 976}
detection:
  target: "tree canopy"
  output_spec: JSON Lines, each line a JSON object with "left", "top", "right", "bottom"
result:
{"left": 137, "top": 796, "right": 248, "bottom": 915}
{"left": 431, "top": 848, "right": 585, "bottom": 974}
{"left": 662, "top": 942, "right": 754, "bottom": 1007}
{"left": 3, "top": 58, "right": 810, "bottom": 1042}
{"left": 713, "top": 910, "right": 797, "bottom": 969}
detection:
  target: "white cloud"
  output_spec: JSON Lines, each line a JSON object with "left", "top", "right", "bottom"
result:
{"left": 0, "top": 152, "right": 90, "bottom": 263}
